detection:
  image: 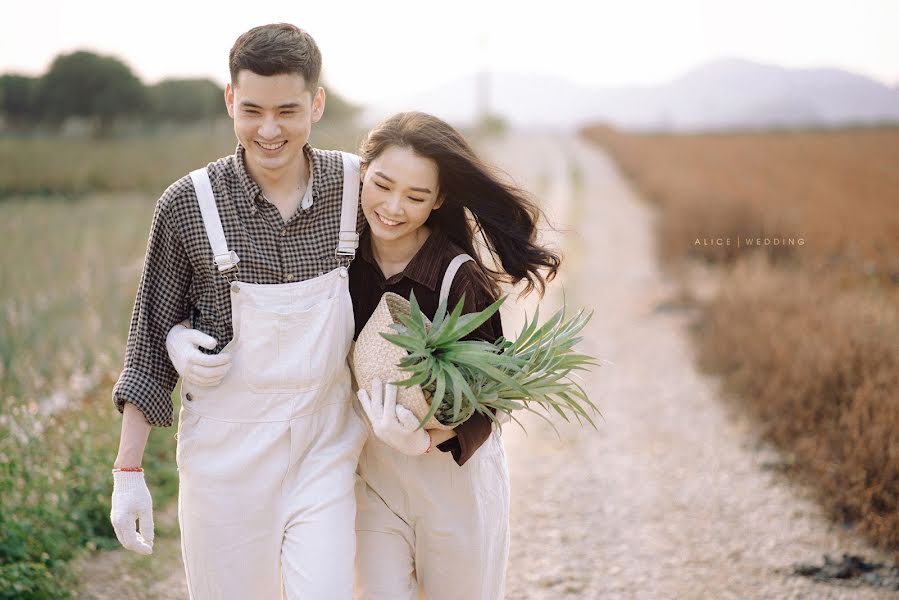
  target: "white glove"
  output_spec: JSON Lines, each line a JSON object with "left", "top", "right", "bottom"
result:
{"left": 357, "top": 378, "right": 430, "bottom": 456}
{"left": 110, "top": 470, "right": 155, "bottom": 555}
{"left": 166, "top": 323, "right": 232, "bottom": 387}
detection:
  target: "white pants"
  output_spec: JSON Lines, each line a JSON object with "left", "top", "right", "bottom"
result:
{"left": 177, "top": 267, "right": 367, "bottom": 599}
{"left": 354, "top": 429, "right": 510, "bottom": 600}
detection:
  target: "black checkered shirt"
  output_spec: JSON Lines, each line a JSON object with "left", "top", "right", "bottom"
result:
{"left": 113, "top": 143, "right": 362, "bottom": 427}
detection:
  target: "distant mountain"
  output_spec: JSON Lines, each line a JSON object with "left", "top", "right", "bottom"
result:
{"left": 361, "top": 58, "right": 899, "bottom": 131}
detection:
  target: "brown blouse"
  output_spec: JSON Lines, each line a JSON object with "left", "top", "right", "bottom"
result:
{"left": 350, "top": 227, "right": 503, "bottom": 466}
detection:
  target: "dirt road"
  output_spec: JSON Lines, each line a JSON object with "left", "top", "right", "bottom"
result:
{"left": 75, "top": 132, "right": 894, "bottom": 599}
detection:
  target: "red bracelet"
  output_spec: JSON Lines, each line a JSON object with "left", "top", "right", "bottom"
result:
{"left": 113, "top": 467, "right": 144, "bottom": 473}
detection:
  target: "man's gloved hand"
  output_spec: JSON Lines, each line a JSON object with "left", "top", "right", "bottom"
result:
{"left": 110, "top": 470, "right": 155, "bottom": 555}
{"left": 357, "top": 378, "right": 430, "bottom": 456}
{"left": 166, "top": 323, "right": 232, "bottom": 387}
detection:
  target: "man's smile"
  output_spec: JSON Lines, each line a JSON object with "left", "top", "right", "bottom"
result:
{"left": 256, "top": 140, "right": 287, "bottom": 152}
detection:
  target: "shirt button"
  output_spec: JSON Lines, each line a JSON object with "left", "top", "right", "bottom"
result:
{"left": 285, "top": 274, "right": 296, "bottom": 282}
{"left": 339, "top": 267, "right": 348, "bottom": 278}
{"left": 280, "top": 229, "right": 287, "bottom": 237}
{"left": 230, "top": 282, "right": 240, "bottom": 293}
{"left": 185, "top": 393, "right": 193, "bottom": 402}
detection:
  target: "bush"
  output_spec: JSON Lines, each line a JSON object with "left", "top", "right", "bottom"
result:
{"left": 0, "top": 386, "right": 178, "bottom": 599}
{"left": 693, "top": 259, "right": 899, "bottom": 558}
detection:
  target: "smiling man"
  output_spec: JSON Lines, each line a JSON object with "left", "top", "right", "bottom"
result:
{"left": 109, "top": 24, "right": 366, "bottom": 599}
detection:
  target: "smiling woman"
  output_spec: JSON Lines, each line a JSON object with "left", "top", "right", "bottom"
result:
{"left": 343, "top": 111, "right": 565, "bottom": 600}
{"left": 361, "top": 145, "right": 443, "bottom": 277}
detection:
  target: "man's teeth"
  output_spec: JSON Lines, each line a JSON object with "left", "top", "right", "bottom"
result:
{"left": 258, "top": 141, "right": 286, "bottom": 150}
{"left": 378, "top": 213, "right": 401, "bottom": 226}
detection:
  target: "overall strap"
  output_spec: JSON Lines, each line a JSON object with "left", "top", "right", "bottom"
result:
{"left": 439, "top": 254, "right": 474, "bottom": 305}
{"left": 189, "top": 168, "right": 239, "bottom": 274}
{"left": 337, "top": 152, "right": 361, "bottom": 260}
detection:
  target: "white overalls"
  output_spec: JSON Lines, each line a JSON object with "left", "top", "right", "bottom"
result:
{"left": 176, "top": 153, "right": 367, "bottom": 600}
{"left": 354, "top": 255, "right": 511, "bottom": 600}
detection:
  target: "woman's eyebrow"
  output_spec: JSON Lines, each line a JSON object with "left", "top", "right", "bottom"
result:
{"left": 374, "top": 171, "right": 432, "bottom": 194}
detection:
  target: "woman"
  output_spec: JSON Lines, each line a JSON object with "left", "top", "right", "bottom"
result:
{"left": 166, "top": 111, "right": 560, "bottom": 599}
{"left": 349, "top": 111, "right": 559, "bottom": 600}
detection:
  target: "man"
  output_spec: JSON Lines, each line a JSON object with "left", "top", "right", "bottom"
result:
{"left": 109, "top": 23, "right": 366, "bottom": 599}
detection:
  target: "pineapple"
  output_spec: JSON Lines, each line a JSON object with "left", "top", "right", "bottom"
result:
{"left": 381, "top": 291, "right": 599, "bottom": 431}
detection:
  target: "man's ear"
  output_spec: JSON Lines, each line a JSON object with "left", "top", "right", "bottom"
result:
{"left": 224, "top": 83, "right": 235, "bottom": 119}
{"left": 311, "top": 87, "right": 326, "bottom": 124}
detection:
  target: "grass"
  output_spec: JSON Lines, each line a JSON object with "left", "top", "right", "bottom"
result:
{"left": 583, "top": 124, "right": 899, "bottom": 560}
{"left": 0, "top": 194, "right": 181, "bottom": 598}
{"left": 0, "top": 120, "right": 368, "bottom": 199}
{"left": 583, "top": 124, "right": 899, "bottom": 286}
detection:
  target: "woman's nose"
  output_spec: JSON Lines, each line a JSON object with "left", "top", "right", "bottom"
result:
{"left": 383, "top": 194, "right": 403, "bottom": 214}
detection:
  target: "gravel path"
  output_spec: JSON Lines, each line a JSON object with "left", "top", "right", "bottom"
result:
{"left": 482, "top": 132, "right": 896, "bottom": 600}
{"left": 75, "top": 132, "right": 894, "bottom": 599}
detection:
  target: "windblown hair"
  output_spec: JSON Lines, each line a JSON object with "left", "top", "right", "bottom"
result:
{"left": 359, "top": 111, "right": 561, "bottom": 297}
{"left": 229, "top": 23, "right": 322, "bottom": 88}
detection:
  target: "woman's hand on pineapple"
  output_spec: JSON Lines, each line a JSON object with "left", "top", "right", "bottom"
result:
{"left": 357, "top": 378, "right": 430, "bottom": 456}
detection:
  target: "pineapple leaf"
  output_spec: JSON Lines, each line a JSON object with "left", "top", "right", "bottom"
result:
{"left": 437, "top": 295, "right": 506, "bottom": 343}
{"left": 430, "top": 294, "right": 469, "bottom": 346}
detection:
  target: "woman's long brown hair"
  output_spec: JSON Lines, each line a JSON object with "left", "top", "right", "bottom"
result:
{"left": 358, "top": 111, "right": 561, "bottom": 297}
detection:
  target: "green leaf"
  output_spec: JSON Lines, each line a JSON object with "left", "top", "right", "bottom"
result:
{"left": 439, "top": 295, "right": 506, "bottom": 343}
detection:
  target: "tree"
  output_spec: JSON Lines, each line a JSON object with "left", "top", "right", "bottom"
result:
{"left": 0, "top": 74, "right": 39, "bottom": 126}
{"left": 36, "top": 50, "right": 147, "bottom": 135}
{"left": 148, "top": 78, "right": 224, "bottom": 122}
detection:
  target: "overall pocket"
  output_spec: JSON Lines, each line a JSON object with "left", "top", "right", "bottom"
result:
{"left": 237, "top": 295, "right": 344, "bottom": 393}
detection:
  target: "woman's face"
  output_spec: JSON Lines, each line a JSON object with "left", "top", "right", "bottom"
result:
{"left": 361, "top": 145, "right": 442, "bottom": 246}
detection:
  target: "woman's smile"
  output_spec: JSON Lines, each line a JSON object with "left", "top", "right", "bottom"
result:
{"left": 375, "top": 212, "right": 404, "bottom": 227}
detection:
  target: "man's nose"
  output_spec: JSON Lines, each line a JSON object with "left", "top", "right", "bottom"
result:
{"left": 258, "top": 116, "right": 281, "bottom": 139}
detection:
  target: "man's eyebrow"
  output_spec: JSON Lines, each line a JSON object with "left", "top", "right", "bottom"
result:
{"left": 374, "top": 171, "right": 432, "bottom": 194}
{"left": 239, "top": 101, "right": 302, "bottom": 109}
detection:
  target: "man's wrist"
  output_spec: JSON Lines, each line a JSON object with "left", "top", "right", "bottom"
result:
{"left": 113, "top": 457, "right": 143, "bottom": 469}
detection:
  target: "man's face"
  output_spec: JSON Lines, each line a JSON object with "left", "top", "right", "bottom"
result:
{"left": 225, "top": 70, "right": 325, "bottom": 176}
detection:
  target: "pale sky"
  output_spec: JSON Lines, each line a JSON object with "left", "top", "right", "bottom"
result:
{"left": 2, "top": 0, "right": 897, "bottom": 104}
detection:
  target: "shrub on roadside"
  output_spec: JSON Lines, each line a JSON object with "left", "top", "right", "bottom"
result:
{"left": 692, "top": 259, "right": 899, "bottom": 557}
{"left": 0, "top": 386, "right": 178, "bottom": 600}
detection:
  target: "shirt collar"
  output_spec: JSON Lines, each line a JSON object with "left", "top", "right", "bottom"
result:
{"left": 233, "top": 142, "right": 317, "bottom": 211}
{"left": 359, "top": 227, "right": 450, "bottom": 292}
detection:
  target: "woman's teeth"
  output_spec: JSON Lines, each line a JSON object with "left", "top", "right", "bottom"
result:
{"left": 257, "top": 141, "right": 286, "bottom": 151}
{"left": 377, "top": 213, "right": 402, "bottom": 226}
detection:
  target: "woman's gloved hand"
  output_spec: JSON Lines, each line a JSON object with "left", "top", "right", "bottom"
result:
{"left": 110, "top": 470, "right": 155, "bottom": 555}
{"left": 166, "top": 323, "right": 232, "bottom": 386}
{"left": 357, "top": 378, "right": 430, "bottom": 456}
